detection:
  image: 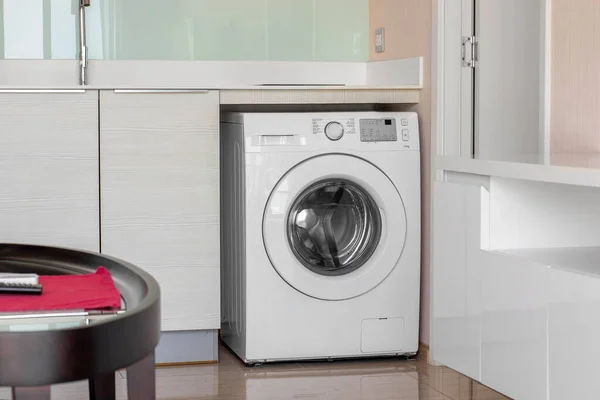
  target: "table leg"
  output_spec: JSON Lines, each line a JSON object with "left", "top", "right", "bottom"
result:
{"left": 89, "top": 371, "right": 116, "bottom": 400}
{"left": 127, "top": 351, "right": 156, "bottom": 400}
{"left": 11, "top": 386, "right": 51, "bottom": 400}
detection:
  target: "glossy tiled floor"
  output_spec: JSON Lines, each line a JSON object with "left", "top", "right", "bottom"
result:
{"left": 0, "top": 344, "right": 510, "bottom": 399}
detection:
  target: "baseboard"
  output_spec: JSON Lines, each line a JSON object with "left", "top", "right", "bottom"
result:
{"left": 155, "top": 329, "right": 219, "bottom": 364}
{"left": 157, "top": 360, "right": 219, "bottom": 368}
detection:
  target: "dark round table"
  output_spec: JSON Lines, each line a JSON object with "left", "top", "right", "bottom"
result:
{"left": 0, "top": 244, "right": 161, "bottom": 400}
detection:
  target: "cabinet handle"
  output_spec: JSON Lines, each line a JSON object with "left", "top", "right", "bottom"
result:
{"left": 0, "top": 90, "right": 87, "bottom": 93}
{"left": 113, "top": 89, "right": 210, "bottom": 94}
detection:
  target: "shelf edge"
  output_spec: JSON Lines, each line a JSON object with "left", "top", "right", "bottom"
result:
{"left": 436, "top": 156, "right": 600, "bottom": 189}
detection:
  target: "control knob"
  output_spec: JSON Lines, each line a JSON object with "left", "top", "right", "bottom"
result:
{"left": 324, "top": 121, "right": 344, "bottom": 141}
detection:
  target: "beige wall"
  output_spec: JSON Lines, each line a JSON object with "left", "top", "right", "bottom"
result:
{"left": 369, "top": 0, "right": 433, "bottom": 345}
{"left": 551, "top": 0, "right": 600, "bottom": 165}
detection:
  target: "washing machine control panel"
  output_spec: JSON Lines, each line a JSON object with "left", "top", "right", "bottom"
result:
{"left": 306, "top": 114, "right": 418, "bottom": 149}
{"left": 312, "top": 117, "right": 357, "bottom": 139}
{"left": 359, "top": 118, "right": 398, "bottom": 142}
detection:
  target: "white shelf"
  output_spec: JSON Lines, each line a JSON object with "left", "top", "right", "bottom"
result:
{"left": 437, "top": 155, "right": 600, "bottom": 189}
{"left": 494, "top": 247, "right": 600, "bottom": 278}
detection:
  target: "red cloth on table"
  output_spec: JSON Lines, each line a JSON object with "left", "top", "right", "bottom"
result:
{"left": 0, "top": 267, "right": 121, "bottom": 312}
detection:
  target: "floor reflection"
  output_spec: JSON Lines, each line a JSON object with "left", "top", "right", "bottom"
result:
{"left": 0, "top": 343, "right": 511, "bottom": 399}
{"left": 212, "top": 345, "right": 509, "bottom": 400}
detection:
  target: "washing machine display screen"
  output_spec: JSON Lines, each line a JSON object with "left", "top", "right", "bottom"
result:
{"left": 287, "top": 179, "right": 382, "bottom": 276}
{"left": 359, "top": 118, "right": 398, "bottom": 142}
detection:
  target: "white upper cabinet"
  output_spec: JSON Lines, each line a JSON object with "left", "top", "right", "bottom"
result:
{"left": 475, "top": 0, "right": 548, "bottom": 165}
{"left": 440, "top": 0, "right": 600, "bottom": 172}
{"left": 99, "top": 90, "right": 220, "bottom": 331}
{"left": 0, "top": 90, "right": 100, "bottom": 251}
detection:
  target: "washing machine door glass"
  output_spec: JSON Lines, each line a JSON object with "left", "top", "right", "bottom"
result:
{"left": 288, "top": 179, "right": 381, "bottom": 276}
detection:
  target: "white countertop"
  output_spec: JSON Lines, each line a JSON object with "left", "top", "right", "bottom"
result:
{"left": 0, "top": 58, "right": 424, "bottom": 92}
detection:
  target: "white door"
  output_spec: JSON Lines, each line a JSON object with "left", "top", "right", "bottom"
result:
{"left": 263, "top": 154, "right": 406, "bottom": 301}
{"left": 474, "top": 0, "right": 549, "bottom": 164}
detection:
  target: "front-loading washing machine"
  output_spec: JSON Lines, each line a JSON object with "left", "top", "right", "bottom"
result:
{"left": 220, "top": 112, "right": 420, "bottom": 364}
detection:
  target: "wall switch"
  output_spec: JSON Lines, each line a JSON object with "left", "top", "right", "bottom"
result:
{"left": 375, "top": 27, "right": 385, "bottom": 53}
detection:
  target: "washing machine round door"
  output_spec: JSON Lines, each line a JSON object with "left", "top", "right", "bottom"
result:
{"left": 263, "top": 154, "right": 407, "bottom": 300}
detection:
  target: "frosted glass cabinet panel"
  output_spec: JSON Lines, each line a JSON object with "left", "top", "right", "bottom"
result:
{"left": 314, "top": 0, "right": 368, "bottom": 61}
{"left": 266, "top": 0, "right": 313, "bottom": 61}
{"left": 86, "top": 0, "right": 369, "bottom": 61}
{"left": 0, "top": 0, "right": 77, "bottom": 59}
{"left": 92, "top": 0, "right": 270, "bottom": 61}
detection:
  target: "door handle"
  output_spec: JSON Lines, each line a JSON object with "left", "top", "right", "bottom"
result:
{"left": 251, "top": 135, "right": 306, "bottom": 146}
{"left": 0, "top": 90, "right": 86, "bottom": 93}
{"left": 113, "top": 90, "right": 210, "bottom": 94}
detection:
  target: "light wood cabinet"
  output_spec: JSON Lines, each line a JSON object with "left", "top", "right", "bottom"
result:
{"left": 0, "top": 90, "right": 100, "bottom": 251}
{"left": 100, "top": 90, "right": 220, "bottom": 331}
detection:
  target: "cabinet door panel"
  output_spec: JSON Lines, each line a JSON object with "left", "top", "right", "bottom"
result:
{"left": 475, "top": 0, "right": 546, "bottom": 164}
{"left": 549, "top": 269, "right": 600, "bottom": 400}
{"left": 481, "top": 252, "right": 547, "bottom": 400}
{"left": 432, "top": 181, "right": 483, "bottom": 380}
{"left": 146, "top": 266, "right": 220, "bottom": 331}
{"left": 0, "top": 91, "right": 99, "bottom": 251}
{"left": 100, "top": 90, "right": 220, "bottom": 331}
